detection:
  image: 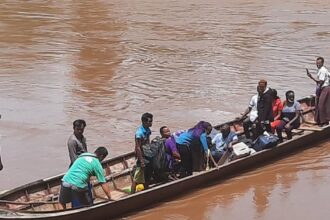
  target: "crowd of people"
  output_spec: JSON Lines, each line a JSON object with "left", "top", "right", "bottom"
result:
{"left": 1, "top": 57, "right": 329, "bottom": 210}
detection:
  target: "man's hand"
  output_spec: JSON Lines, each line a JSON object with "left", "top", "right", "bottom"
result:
{"left": 260, "top": 121, "right": 266, "bottom": 131}
{"left": 285, "top": 124, "right": 292, "bottom": 130}
{"left": 306, "top": 68, "right": 312, "bottom": 78}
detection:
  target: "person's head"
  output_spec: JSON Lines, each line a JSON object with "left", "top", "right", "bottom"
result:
{"left": 189, "top": 121, "right": 212, "bottom": 138}
{"left": 316, "top": 57, "right": 324, "bottom": 69}
{"left": 94, "top": 146, "right": 108, "bottom": 161}
{"left": 258, "top": 80, "right": 267, "bottom": 94}
{"left": 141, "top": 112, "right": 153, "bottom": 128}
{"left": 73, "top": 119, "right": 86, "bottom": 137}
{"left": 285, "top": 90, "right": 295, "bottom": 103}
{"left": 160, "top": 126, "right": 171, "bottom": 139}
{"left": 220, "top": 124, "right": 231, "bottom": 138}
{"left": 271, "top": 89, "right": 278, "bottom": 100}
{"left": 205, "top": 123, "right": 213, "bottom": 135}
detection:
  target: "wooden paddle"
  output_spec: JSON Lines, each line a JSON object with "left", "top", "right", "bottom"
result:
{"left": 206, "top": 149, "right": 219, "bottom": 169}
{"left": 0, "top": 199, "right": 58, "bottom": 206}
{"left": 298, "top": 125, "right": 328, "bottom": 132}
{"left": 217, "top": 150, "right": 231, "bottom": 166}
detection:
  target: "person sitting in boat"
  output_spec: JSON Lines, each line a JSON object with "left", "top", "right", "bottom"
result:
{"left": 131, "top": 112, "right": 153, "bottom": 194}
{"left": 160, "top": 126, "right": 181, "bottom": 179}
{"left": 275, "top": 90, "right": 302, "bottom": 143}
{"left": 210, "top": 124, "right": 238, "bottom": 163}
{"left": 68, "top": 119, "right": 88, "bottom": 167}
{"left": 238, "top": 86, "right": 260, "bottom": 139}
{"left": 59, "top": 147, "right": 111, "bottom": 209}
{"left": 174, "top": 121, "right": 212, "bottom": 177}
{"left": 306, "top": 56, "right": 330, "bottom": 126}
{"left": 270, "top": 89, "right": 284, "bottom": 133}
{"left": 257, "top": 80, "right": 274, "bottom": 135}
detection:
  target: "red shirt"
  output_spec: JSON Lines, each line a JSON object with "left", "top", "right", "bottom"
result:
{"left": 272, "top": 98, "right": 283, "bottom": 118}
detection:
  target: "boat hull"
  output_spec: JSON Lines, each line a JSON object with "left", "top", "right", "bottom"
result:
{"left": 1, "top": 126, "right": 329, "bottom": 220}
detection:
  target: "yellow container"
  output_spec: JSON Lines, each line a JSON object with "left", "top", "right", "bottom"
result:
{"left": 136, "top": 184, "right": 144, "bottom": 192}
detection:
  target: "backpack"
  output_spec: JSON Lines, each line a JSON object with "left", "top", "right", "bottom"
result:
{"left": 252, "top": 133, "right": 279, "bottom": 152}
{"left": 142, "top": 137, "right": 169, "bottom": 173}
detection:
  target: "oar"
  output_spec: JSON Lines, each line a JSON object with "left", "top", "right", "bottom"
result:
{"left": 217, "top": 150, "right": 231, "bottom": 166}
{"left": 298, "top": 125, "right": 325, "bottom": 132}
{"left": 0, "top": 199, "right": 58, "bottom": 206}
{"left": 206, "top": 149, "right": 219, "bottom": 169}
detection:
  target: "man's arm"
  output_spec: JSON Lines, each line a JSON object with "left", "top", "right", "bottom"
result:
{"left": 67, "top": 139, "right": 78, "bottom": 164}
{"left": 306, "top": 68, "right": 324, "bottom": 86}
{"left": 200, "top": 133, "right": 209, "bottom": 153}
{"left": 100, "top": 183, "right": 112, "bottom": 200}
{"left": 135, "top": 138, "right": 145, "bottom": 167}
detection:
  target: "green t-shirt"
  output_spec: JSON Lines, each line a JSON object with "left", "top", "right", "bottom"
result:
{"left": 62, "top": 153, "right": 106, "bottom": 189}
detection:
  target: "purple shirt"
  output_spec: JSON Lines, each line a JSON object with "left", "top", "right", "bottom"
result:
{"left": 165, "top": 136, "right": 179, "bottom": 170}
{"left": 165, "top": 136, "right": 179, "bottom": 154}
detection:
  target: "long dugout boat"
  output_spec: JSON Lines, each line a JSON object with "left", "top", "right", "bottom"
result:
{"left": 0, "top": 95, "right": 329, "bottom": 220}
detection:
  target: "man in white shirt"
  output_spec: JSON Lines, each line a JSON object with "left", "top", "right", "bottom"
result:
{"left": 238, "top": 86, "right": 260, "bottom": 139}
{"left": 306, "top": 57, "right": 330, "bottom": 125}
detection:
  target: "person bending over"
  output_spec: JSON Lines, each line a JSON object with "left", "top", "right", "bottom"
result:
{"left": 59, "top": 147, "right": 111, "bottom": 209}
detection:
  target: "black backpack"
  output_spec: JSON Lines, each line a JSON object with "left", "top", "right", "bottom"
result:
{"left": 252, "top": 133, "right": 279, "bottom": 152}
{"left": 142, "top": 137, "right": 169, "bottom": 173}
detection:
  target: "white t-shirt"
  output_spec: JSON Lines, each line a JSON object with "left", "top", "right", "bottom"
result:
{"left": 317, "top": 66, "right": 330, "bottom": 87}
{"left": 248, "top": 94, "right": 258, "bottom": 122}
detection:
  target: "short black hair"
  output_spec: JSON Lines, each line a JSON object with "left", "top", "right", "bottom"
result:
{"left": 220, "top": 123, "right": 230, "bottom": 131}
{"left": 73, "top": 119, "right": 86, "bottom": 128}
{"left": 271, "top": 89, "right": 278, "bottom": 99}
{"left": 317, "top": 57, "right": 324, "bottom": 63}
{"left": 285, "top": 90, "right": 294, "bottom": 97}
{"left": 159, "top": 126, "right": 167, "bottom": 135}
{"left": 94, "top": 146, "right": 108, "bottom": 158}
{"left": 141, "top": 112, "right": 153, "bottom": 123}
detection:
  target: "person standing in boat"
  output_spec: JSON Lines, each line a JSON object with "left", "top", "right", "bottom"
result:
{"left": 275, "top": 91, "right": 302, "bottom": 142}
{"left": 68, "top": 119, "right": 87, "bottom": 167}
{"left": 306, "top": 57, "right": 330, "bottom": 126}
{"left": 256, "top": 80, "right": 274, "bottom": 135}
{"left": 131, "top": 112, "right": 153, "bottom": 194}
{"left": 174, "top": 121, "right": 212, "bottom": 177}
{"left": 59, "top": 147, "right": 111, "bottom": 209}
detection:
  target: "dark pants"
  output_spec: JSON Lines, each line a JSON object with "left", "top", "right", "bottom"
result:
{"left": 315, "top": 86, "right": 330, "bottom": 124}
{"left": 243, "top": 118, "right": 254, "bottom": 139}
{"left": 59, "top": 183, "right": 93, "bottom": 209}
{"left": 275, "top": 120, "right": 300, "bottom": 142}
{"left": 256, "top": 121, "right": 272, "bottom": 137}
{"left": 211, "top": 147, "right": 224, "bottom": 163}
{"left": 177, "top": 144, "right": 192, "bottom": 177}
{"left": 72, "top": 183, "right": 93, "bottom": 208}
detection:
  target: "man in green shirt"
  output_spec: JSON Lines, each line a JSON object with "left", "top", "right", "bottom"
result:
{"left": 59, "top": 147, "right": 111, "bottom": 209}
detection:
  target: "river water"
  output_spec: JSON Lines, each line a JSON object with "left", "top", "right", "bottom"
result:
{"left": 0, "top": 0, "right": 329, "bottom": 219}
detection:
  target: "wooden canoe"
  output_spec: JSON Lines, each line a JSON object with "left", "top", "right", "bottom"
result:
{"left": 0, "top": 95, "right": 329, "bottom": 220}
